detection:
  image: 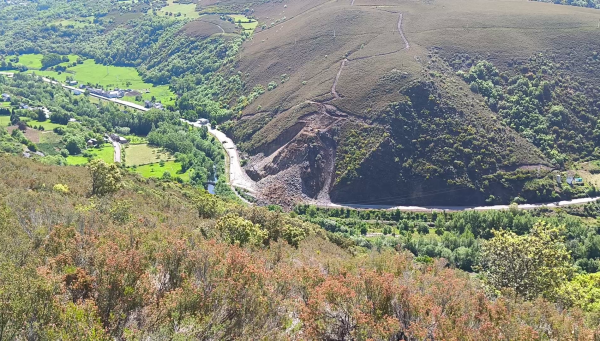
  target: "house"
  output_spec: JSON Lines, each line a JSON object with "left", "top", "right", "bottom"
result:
{"left": 110, "top": 134, "right": 128, "bottom": 144}
{"left": 118, "top": 137, "right": 128, "bottom": 144}
{"left": 108, "top": 91, "right": 119, "bottom": 98}
{"left": 87, "top": 138, "right": 98, "bottom": 146}
{"left": 153, "top": 102, "right": 164, "bottom": 110}
{"left": 79, "top": 84, "right": 86, "bottom": 89}
{"left": 1, "top": 93, "right": 10, "bottom": 102}
{"left": 144, "top": 100, "right": 152, "bottom": 108}
{"left": 198, "top": 118, "right": 209, "bottom": 125}
{"left": 68, "top": 80, "right": 78, "bottom": 86}
{"left": 72, "top": 90, "right": 82, "bottom": 96}
{"left": 69, "top": 118, "right": 77, "bottom": 123}
{"left": 19, "top": 103, "right": 29, "bottom": 109}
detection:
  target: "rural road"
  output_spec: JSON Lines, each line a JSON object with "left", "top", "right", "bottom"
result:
{"left": 321, "top": 196, "right": 600, "bottom": 212}
{"left": 182, "top": 119, "right": 256, "bottom": 193}
{"left": 37, "top": 73, "right": 600, "bottom": 212}
{"left": 108, "top": 137, "right": 122, "bottom": 163}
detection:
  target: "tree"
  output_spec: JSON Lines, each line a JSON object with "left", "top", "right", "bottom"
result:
{"left": 216, "top": 213, "right": 267, "bottom": 246}
{"left": 41, "top": 53, "right": 64, "bottom": 69}
{"left": 65, "top": 136, "right": 85, "bottom": 155}
{"left": 88, "top": 159, "right": 122, "bottom": 196}
{"left": 479, "top": 221, "right": 572, "bottom": 300}
{"left": 36, "top": 109, "right": 46, "bottom": 122}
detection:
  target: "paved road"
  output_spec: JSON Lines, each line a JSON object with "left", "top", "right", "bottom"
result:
{"left": 108, "top": 137, "right": 122, "bottom": 163}
{"left": 182, "top": 119, "right": 256, "bottom": 192}
{"left": 38, "top": 75, "right": 600, "bottom": 211}
{"left": 321, "top": 196, "right": 600, "bottom": 212}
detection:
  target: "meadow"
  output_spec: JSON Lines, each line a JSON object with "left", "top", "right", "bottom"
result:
{"left": 152, "top": 0, "right": 200, "bottom": 19}
{"left": 66, "top": 145, "right": 114, "bottom": 165}
{"left": 229, "top": 15, "right": 258, "bottom": 32}
{"left": 129, "top": 160, "right": 190, "bottom": 181}
{"left": 124, "top": 143, "right": 174, "bottom": 167}
{"left": 17, "top": 55, "right": 176, "bottom": 106}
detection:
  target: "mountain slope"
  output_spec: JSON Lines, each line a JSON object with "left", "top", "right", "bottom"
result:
{"left": 215, "top": 0, "right": 600, "bottom": 205}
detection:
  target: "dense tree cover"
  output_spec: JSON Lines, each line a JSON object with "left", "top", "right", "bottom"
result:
{"left": 295, "top": 204, "right": 600, "bottom": 275}
{"left": 1, "top": 155, "right": 599, "bottom": 339}
{"left": 457, "top": 56, "right": 600, "bottom": 164}
{"left": 147, "top": 122, "right": 224, "bottom": 186}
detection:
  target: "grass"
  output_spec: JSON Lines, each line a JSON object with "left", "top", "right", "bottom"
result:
{"left": 229, "top": 14, "right": 258, "bottom": 32}
{"left": 152, "top": 0, "right": 200, "bottom": 19}
{"left": 123, "top": 135, "right": 147, "bottom": 144}
{"left": 52, "top": 19, "right": 93, "bottom": 28}
{"left": 5, "top": 54, "right": 43, "bottom": 70}
{"left": 0, "top": 102, "right": 10, "bottom": 107}
{"left": 130, "top": 161, "right": 190, "bottom": 181}
{"left": 35, "top": 58, "right": 176, "bottom": 106}
{"left": 66, "top": 145, "right": 114, "bottom": 166}
{"left": 124, "top": 143, "right": 174, "bottom": 167}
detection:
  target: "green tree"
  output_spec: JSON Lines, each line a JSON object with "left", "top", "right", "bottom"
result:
{"left": 479, "top": 221, "right": 572, "bottom": 300}
{"left": 65, "top": 136, "right": 85, "bottom": 155}
{"left": 216, "top": 213, "right": 267, "bottom": 246}
{"left": 88, "top": 159, "right": 122, "bottom": 196}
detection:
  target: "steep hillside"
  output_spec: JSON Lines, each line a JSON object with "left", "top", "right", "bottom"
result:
{"left": 218, "top": 0, "right": 600, "bottom": 206}
{"left": 1, "top": 154, "right": 600, "bottom": 339}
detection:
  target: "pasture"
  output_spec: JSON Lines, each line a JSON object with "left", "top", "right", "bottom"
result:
{"left": 66, "top": 145, "right": 114, "bottom": 165}
{"left": 152, "top": 0, "right": 200, "bottom": 19}
{"left": 129, "top": 161, "right": 190, "bottom": 181}
{"left": 5, "top": 54, "right": 43, "bottom": 70}
{"left": 20, "top": 55, "right": 176, "bottom": 106}
{"left": 124, "top": 143, "right": 174, "bottom": 167}
{"left": 229, "top": 14, "right": 258, "bottom": 32}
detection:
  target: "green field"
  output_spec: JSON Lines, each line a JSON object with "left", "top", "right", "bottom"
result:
{"left": 0, "top": 102, "right": 10, "bottom": 108}
{"left": 124, "top": 143, "right": 174, "bottom": 167}
{"left": 229, "top": 15, "right": 258, "bottom": 32}
{"left": 130, "top": 160, "right": 190, "bottom": 181}
{"left": 5, "top": 54, "right": 43, "bottom": 70}
{"left": 66, "top": 145, "right": 114, "bottom": 165}
{"left": 33, "top": 57, "right": 175, "bottom": 106}
{"left": 152, "top": 0, "right": 200, "bottom": 19}
{"left": 26, "top": 119, "right": 66, "bottom": 131}
{"left": 0, "top": 115, "right": 12, "bottom": 126}
{"left": 51, "top": 18, "right": 94, "bottom": 28}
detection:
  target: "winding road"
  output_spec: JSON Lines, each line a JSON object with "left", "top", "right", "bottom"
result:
{"left": 182, "top": 119, "right": 256, "bottom": 193}
{"left": 37, "top": 65, "right": 600, "bottom": 212}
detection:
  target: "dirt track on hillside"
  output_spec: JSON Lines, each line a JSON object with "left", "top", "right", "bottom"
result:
{"left": 398, "top": 13, "right": 410, "bottom": 49}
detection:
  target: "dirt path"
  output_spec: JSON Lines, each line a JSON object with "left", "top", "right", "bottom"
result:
{"left": 398, "top": 13, "right": 410, "bottom": 49}
{"left": 331, "top": 58, "right": 348, "bottom": 100}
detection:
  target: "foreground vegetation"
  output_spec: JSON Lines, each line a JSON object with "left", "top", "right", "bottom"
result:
{"left": 1, "top": 154, "right": 600, "bottom": 339}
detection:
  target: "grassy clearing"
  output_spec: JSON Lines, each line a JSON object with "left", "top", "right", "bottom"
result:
{"left": 124, "top": 143, "right": 174, "bottom": 167}
{"left": 5, "top": 54, "right": 43, "bottom": 70}
{"left": 26, "top": 119, "right": 66, "bottom": 131}
{"left": 229, "top": 14, "right": 258, "bottom": 32}
{"left": 66, "top": 145, "right": 114, "bottom": 165}
{"left": 35, "top": 58, "right": 176, "bottom": 106}
{"left": 130, "top": 161, "right": 190, "bottom": 181}
{"left": 0, "top": 102, "right": 11, "bottom": 108}
{"left": 52, "top": 19, "right": 94, "bottom": 28}
{"left": 152, "top": 0, "right": 200, "bottom": 19}
{"left": 123, "top": 135, "right": 147, "bottom": 144}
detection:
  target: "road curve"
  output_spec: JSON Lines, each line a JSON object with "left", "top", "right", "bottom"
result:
{"left": 182, "top": 119, "right": 256, "bottom": 193}
{"left": 38, "top": 74, "right": 600, "bottom": 211}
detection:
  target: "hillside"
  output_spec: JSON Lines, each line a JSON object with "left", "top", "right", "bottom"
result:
{"left": 2, "top": 154, "right": 600, "bottom": 339}
{"left": 217, "top": 0, "right": 600, "bottom": 206}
